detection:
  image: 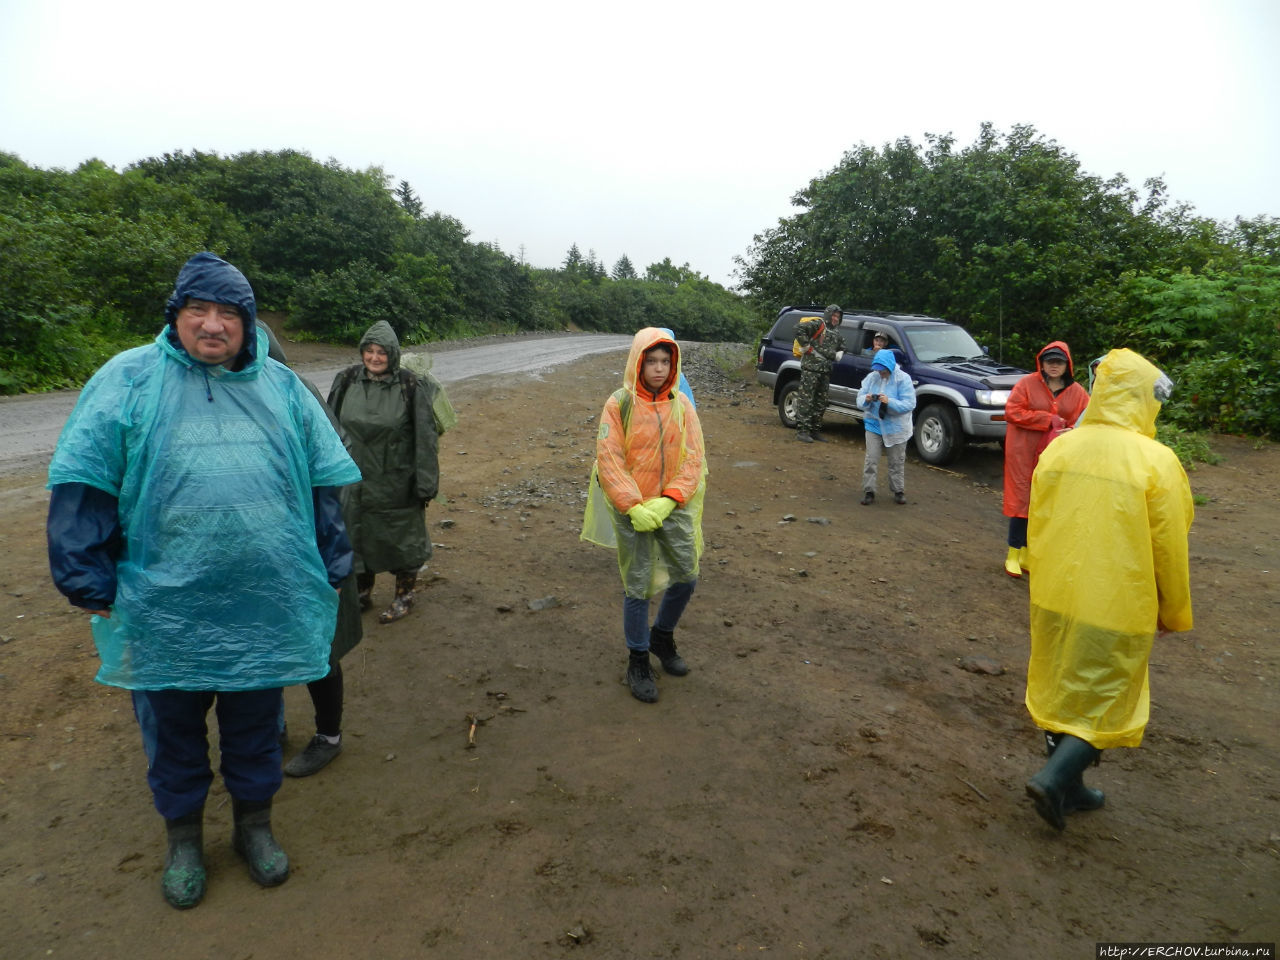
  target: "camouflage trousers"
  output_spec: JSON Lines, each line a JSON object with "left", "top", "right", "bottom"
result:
{"left": 795, "top": 366, "right": 831, "bottom": 433}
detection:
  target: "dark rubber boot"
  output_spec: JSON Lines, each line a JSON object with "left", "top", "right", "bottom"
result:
{"left": 1044, "top": 731, "right": 1105, "bottom": 814}
{"left": 796, "top": 432, "right": 814, "bottom": 443}
{"left": 161, "top": 809, "right": 206, "bottom": 909}
{"left": 626, "top": 650, "right": 658, "bottom": 703}
{"left": 379, "top": 572, "right": 417, "bottom": 624}
{"left": 232, "top": 799, "right": 289, "bottom": 887}
{"left": 356, "top": 572, "right": 375, "bottom": 611}
{"left": 1063, "top": 781, "right": 1106, "bottom": 814}
{"left": 648, "top": 626, "right": 689, "bottom": 676}
{"left": 1026, "top": 734, "right": 1101, "bottom": 831}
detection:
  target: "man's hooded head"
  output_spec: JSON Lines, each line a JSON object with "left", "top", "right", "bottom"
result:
{"left": 165, "top": 252, "right": 258, "bottom": 367}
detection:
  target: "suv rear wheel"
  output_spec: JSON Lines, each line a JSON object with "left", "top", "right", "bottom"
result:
{"left": 777, "top": 379, "right": 802, "bottom": 429}
{"left": 914, "top": 402, "right": 964, "bottom": 465}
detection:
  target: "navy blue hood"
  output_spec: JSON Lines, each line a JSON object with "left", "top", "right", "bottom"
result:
{"left": 164, "top": 252, "right": 259, "bottom": 365}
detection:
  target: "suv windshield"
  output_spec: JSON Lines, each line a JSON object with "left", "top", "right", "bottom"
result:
{"left": 904, "top": 325, "right": 984, "bottom": 363}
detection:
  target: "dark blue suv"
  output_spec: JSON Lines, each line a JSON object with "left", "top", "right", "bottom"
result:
{"left": 755, "top": 306, "right": 1027, "bottom": 465}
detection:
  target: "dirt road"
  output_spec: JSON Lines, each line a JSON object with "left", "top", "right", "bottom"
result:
{"left": 0, "top": 332, "right": 632, "bottom": 476}
{"left": 1, "top": 339, "right": 1276, "bottom": 958}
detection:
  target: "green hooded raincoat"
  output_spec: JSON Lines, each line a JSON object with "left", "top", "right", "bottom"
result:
{"left": 328, "top": 321, "right": 439, "bottom": 575}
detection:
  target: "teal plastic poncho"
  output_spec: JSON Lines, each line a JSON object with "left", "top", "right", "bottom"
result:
{"left": 47, "top": 327, "right": 361, "bottom": 691}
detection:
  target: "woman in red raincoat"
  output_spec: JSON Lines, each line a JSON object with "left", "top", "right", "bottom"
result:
{"left": 1001, "top": 341, "right": 1089, "bottom": 577}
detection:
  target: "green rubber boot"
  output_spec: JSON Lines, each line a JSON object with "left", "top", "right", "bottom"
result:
{"left": 161, "top": 809, "right": 206, "bottom": 909}
{"left": 1026, "top": 734, "right": 1101, "bottom": 831}
{"left": 232, "top": 799, "right": 290, "bottom": 887}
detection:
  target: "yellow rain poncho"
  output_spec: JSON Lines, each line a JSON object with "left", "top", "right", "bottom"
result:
{"left": 581, "top": 328, "right": 707, "bottom": 598}
{"left": 1025, "top": 349, "right": 1193, "bottom": 748}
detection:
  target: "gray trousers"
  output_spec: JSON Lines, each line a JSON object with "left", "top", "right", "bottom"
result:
{"left": 863, "top": 431, "right": 906, "bottom": 494}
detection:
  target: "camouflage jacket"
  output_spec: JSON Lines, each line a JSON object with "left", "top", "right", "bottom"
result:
{"left": 796, "top": 318, "right": 845, "bottom": 372}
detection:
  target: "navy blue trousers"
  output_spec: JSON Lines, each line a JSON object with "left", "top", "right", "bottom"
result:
{"left": 623, "top": 580, "right": 697, "bottom": 652}
{"left": 131, "top": 688, "right": 283, "bottom": 820}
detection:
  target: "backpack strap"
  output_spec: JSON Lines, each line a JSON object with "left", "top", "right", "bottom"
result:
{"left": 398, "top": 368, "right": 418, "bottom": 407}
{"left": 329, "top": 364, "right": 418, "bottom": 416}
{"left": 612, "top": 387, "right": 632, "bottom": 425}
{"left": 327, "top": 364, "right": 361, "bottom": 414}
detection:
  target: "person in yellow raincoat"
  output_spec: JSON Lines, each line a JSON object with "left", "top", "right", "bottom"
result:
{"left": 581, "top": 328, "right": 707, "bottom": 703}
{"left": 1024, "top": 348, "right": 1193, "bottom": 831}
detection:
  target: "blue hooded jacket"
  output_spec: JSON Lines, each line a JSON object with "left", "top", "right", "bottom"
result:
{"left": 856, "top": 349, "right": 917, "bottom": 445}
{"left": 46, "top": 253, "right": 361, "bottom": 691}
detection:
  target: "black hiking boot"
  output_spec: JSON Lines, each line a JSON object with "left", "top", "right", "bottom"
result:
{"left": 626, "top": 650, "right": 659, "bottom": 703}
{"left": 648, "top": 626, "right": 689, "bottom": 676}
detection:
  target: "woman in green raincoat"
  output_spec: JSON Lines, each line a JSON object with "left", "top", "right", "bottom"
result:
{"left": 328, "top": 321, "right": 439, "bottom": 624}
{"left": 1023, "top": 348, "right": 1193, "bottom": 831}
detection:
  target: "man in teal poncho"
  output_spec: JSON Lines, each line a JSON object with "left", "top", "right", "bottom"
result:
{"left": 46, "top": 252, "right": 361, "bottom": 909}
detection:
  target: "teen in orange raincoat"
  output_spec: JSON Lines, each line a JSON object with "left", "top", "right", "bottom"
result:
{"left": 581, "top": 328, "right": 707, "bottom": 703}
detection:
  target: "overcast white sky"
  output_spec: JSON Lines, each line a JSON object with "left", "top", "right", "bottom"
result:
{"left": 2, "top": 0, "right": 1277, "bottom": 288}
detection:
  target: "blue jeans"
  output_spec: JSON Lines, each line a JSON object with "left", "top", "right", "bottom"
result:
{"left": 132, "top": 688, "right": 283, "bottom": 820}
{"left": 623, "top": 580, "right": 697, "bottom": 652}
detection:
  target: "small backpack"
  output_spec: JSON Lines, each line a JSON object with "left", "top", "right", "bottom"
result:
{"left": 792, "top": 317, "right": 823, "bottom": 358}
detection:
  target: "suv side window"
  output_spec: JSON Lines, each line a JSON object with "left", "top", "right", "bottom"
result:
{"left": 860, "top": 328, "right": 898, "bottom": 355}
{"left": 776, "top": 313, "right": 820, "bottom": 345}
{"left": 772, "top": 314, "right": 798, "bottom": 343}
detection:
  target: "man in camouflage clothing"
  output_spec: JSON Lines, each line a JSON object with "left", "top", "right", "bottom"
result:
{"left": 794, "top": 304, "right": 846, "bottom": 442}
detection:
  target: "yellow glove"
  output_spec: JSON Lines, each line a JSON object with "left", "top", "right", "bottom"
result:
{"left": 627, "top": 502, "right": 661, "bottom": 532}
{"left": 644, "top": 496, "right": 677, "bottom": 524}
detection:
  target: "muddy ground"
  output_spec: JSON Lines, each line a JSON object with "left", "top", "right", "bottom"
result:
{"left": 1, "top": 339, "right": 1276, "bottom": 959}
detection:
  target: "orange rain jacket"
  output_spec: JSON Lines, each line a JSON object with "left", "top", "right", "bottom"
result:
{"left": 595, "top": 328, "right": 705, "bottom": 512}
{"left": 580, "top": 328, "right": 707, "bottom": 598}
{"left": 1002, "top": 341, "right": 1090, "bottom": 518}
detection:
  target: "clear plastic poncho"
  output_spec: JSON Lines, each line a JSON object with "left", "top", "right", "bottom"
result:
{"left": 1025, "top": 348, "right": 1194, "bottom": 748}
{"left": 581, "top": 328, "right": 707, "bottom": 598}
{"left": 47, "top": 328, "right": 361, "bottom": 691}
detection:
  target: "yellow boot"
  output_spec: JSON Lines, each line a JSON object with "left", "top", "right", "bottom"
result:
{"left": 1004, "top": 546, "right": 1023, "bottom": 578}
{"left": 1018, "top": 547, "right": 1030, "bottom": 573}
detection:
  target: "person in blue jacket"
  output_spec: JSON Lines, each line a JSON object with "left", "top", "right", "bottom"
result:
{"left": 856, "top": 349, "right": 917, "bottom": 505}
{"left": 45, "top": 253, "right": 361, "bottom": 910}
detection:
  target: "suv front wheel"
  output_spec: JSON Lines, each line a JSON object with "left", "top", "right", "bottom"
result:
{"left": 777, "top": 379, "right": 802, "bottom": 429}
{"left": 914, "top": 402, "right": 964, "bottom": 465}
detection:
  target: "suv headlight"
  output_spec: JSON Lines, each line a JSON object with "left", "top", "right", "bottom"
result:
{"left": 975, "top": 389, "right": 1011, "bottom": 407}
